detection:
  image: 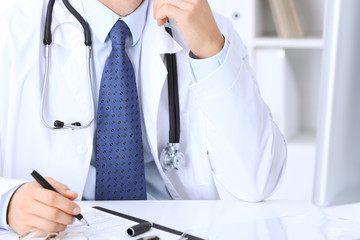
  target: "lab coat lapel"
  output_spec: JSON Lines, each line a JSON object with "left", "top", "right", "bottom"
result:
{"left": 140, "top": 5, "right": 183, "bottom": 198}
{"left": 140, "top": 10, "right": 182, "bottom": 159}
{"left": 51, "top": 0, "right": 89, "bottom": 113}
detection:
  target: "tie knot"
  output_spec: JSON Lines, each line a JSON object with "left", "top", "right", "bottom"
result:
{"left": 109, "top": 20, "right": 131, "bottom": 46}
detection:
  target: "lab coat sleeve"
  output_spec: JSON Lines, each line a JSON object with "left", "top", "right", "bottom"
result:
{"left": 0, "top": 1, "right": 30, "bottom": 208}
{"left": 0, "top": 185, "right": 23, "bottom": 230}
{"left": 188, "top": 15, "right": 287, "bottom": 202}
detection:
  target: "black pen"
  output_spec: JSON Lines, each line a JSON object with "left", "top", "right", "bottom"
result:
{"left": 30, "top": 169, "right": 90, "bottom": 226}
{"left": 127, "top": 221, "right": 153, "bottom": 237}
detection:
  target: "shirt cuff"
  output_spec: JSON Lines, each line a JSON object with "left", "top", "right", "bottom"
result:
{"left": 188, "top": 37, "right": 230, "bottom": 82}
{"left": 0, "top": 185, "right": 22, "bottom": 230}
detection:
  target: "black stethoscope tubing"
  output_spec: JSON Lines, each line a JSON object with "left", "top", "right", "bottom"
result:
{"left": 44, "top": 0, "right": 92, "bottom": 46}
{"left": 165, "top": 25, "right": 180, "bottom": 144}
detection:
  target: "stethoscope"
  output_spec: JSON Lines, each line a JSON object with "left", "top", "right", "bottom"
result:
{"left": 41, "top": 0, "right": 185, "bottom": 172}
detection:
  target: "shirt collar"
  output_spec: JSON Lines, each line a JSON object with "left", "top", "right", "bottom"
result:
{"left": 82, "top": 0, "right": 149, "bottom": 46}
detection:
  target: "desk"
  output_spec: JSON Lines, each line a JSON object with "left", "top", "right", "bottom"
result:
{"left": 1, "top": 200, "right": 360, "bottom": 239}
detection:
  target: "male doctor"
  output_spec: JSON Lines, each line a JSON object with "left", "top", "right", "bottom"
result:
{"left": 0, "top": 0, "right": 286, "bottom": 235}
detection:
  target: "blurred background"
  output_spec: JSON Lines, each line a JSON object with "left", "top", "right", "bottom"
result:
{"left": 207, "top": 0, "right": 325, "bottom": 201}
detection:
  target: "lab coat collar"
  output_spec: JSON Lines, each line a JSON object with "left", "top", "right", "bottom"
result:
{"left": 51, "top": 0, "right": 182, "bottom": 55}
{"left": 81, "top": 0, "right": 149, "bottom": 47}
{"left": 146, "top": 15, "right": 183, "bottom": 54}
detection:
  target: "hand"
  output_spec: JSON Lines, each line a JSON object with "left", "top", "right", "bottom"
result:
{"left": 153, "top": 0, "right": 225, "bottom": 59}
{"left": 7, "top": 178, "right": 80, "bottom": 235}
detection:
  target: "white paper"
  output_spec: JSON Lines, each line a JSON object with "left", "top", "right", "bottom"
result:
{"left": 0, "top": 206, "right": 183, "bottom": 240}
{"left": 70, "top": 207, "right": 182, "bottom": 240}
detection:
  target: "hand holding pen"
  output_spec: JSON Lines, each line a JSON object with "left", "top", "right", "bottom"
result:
{"left": 7, "top": 169, "right": 88, "bottom": 235}
{"left": 30, "top": 169, "right": 89, "bottom": 226}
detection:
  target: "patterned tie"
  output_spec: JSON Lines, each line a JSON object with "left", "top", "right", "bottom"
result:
{"left": 95, "top": 20, "right": 146, "bottom": 200}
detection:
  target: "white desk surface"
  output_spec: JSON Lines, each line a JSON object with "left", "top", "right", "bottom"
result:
{"left": 2, "top": 200, "right": 360, "bottom": 239}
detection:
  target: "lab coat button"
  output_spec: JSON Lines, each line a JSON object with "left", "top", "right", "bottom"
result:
{"left": 77, "top": 144, "right": 87, "bottom": 154}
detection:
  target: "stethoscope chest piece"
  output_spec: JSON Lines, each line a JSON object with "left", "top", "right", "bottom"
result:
{"left": 160, "top": 143, "right": 185, "bottom": 172}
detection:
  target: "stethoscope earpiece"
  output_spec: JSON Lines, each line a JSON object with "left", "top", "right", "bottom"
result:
{"left": 53, "top": 120, "right": 82, "bottom": 129}
{"left": 54, "top": 120, "right": 64, "bottom": 128}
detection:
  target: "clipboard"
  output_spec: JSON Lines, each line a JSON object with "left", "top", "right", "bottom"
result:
{"left": 93, "top": 206, "right": 205, "bottom": 240}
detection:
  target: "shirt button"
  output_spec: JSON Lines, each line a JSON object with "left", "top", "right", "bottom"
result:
{"left": 77, "top": 144, "right": 87, "bottom": 154}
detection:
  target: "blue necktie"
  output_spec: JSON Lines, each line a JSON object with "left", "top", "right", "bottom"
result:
{"left": 95, "top": 20, "right": 146, "bottom": 200}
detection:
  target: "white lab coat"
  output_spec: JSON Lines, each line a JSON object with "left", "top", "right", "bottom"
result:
{"left": 0, "top": 0, "right": 286, "bottom": 201}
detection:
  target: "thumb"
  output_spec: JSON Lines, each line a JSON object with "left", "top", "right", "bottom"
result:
{"left": 45, "top": 177, "right": 78, "bottom": 200}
